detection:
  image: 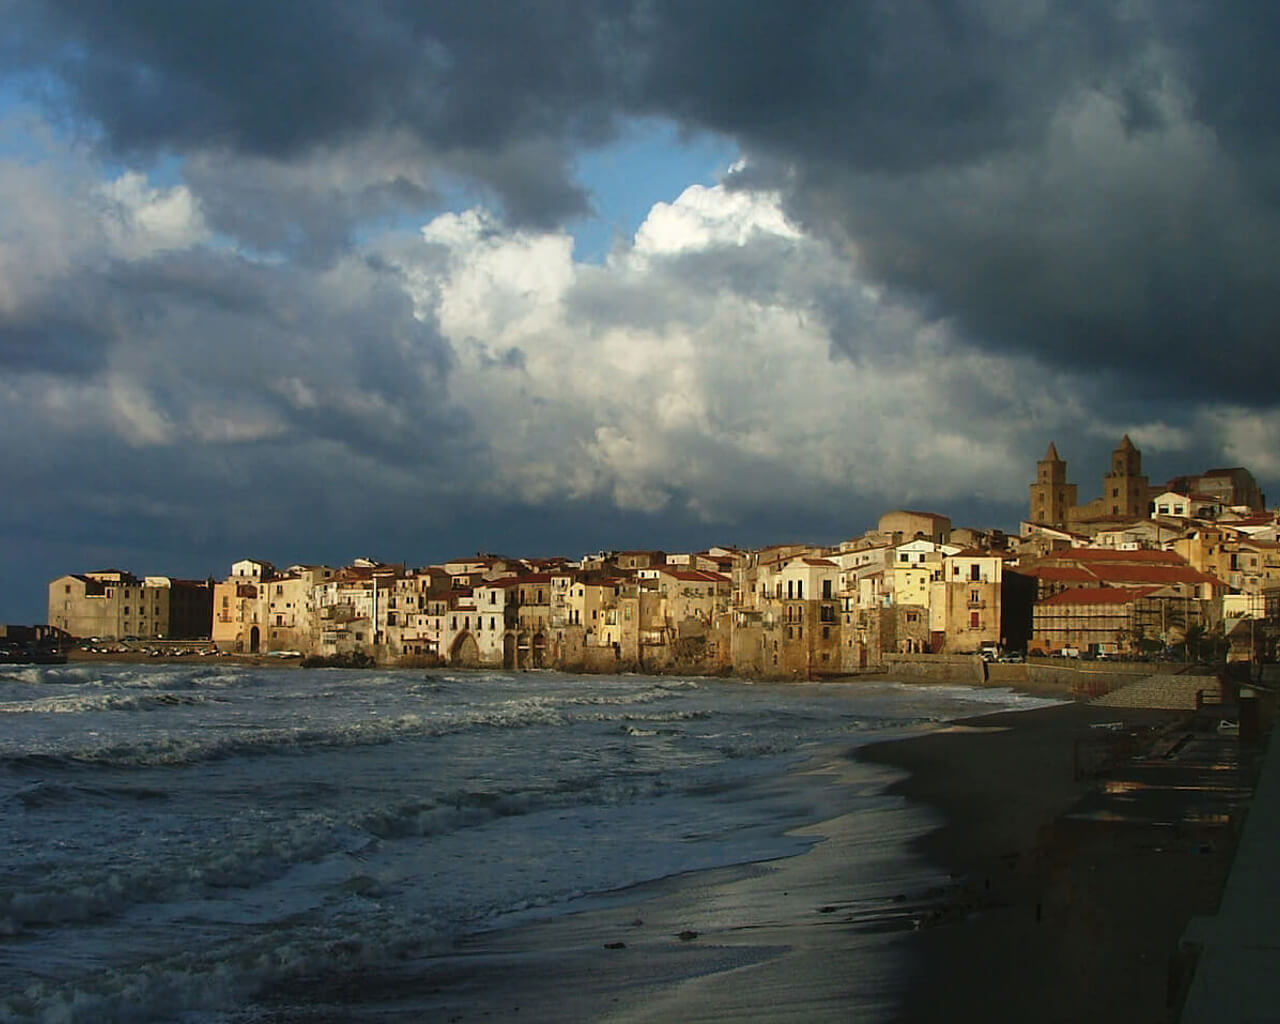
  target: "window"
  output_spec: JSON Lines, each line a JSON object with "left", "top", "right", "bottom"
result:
{"left": 797, "top": 581, "right": 804, "bottom": 599}
{"left": 970, "top": 612, "right": 980, "bottom": 629}
{"left": 822, "top": 579, "right": 832, "bottom": 599}
{"left": 490, "top": 617, "right": 496, "bottom": 631}
{"left": 822, "top": 626, "right": 830, "bottom": 639}
{"left": 787, "top": 580, "right": 794, "bottom": 599}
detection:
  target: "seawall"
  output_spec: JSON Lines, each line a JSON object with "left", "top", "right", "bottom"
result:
{"left": 877, "top": 653, "right": 1224, "bottom": 707}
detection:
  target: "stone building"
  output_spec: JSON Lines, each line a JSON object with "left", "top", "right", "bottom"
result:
{"left": 50, "top": 570, "right": 213, "bottom": 641}
{"left": 878, "top": 510, "right": 952, "bottom": 544}
{"left": 1028, "top": 442, "right": 1078, "bottom": 530}
{"left": 1028, "top": 436, "right": 1267, "bottom": 533}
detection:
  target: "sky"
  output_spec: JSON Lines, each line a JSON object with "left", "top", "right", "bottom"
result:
{"left": 2, "top": 1, "right": 1279, "bottom": 623}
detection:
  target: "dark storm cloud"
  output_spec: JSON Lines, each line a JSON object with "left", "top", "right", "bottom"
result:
{"left": 621, "top": 1, "right": 1280, "bottom": 403}
{"left": 5, "top": 0, "right": 619, "bottom": 226}
{"left": 7, "top": 1, "right": 1280, "bottom": 398}
{"left": 0, "top": 313, "right": 110, "bottom": 376}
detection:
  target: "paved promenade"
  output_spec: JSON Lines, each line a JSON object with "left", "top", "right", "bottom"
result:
{"left": 1179, "top": 690, "right": 1279, "bottom": 1022}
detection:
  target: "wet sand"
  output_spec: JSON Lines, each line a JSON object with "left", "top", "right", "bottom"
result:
{"left": 860, "top": 702, "right": 1251, "bottom": 1023}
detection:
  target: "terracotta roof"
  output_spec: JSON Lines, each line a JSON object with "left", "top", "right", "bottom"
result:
{"left": 800, "top": 557, "right": 837, "bottom": 567}
{"left": 1023, "top": 566, "right": 1096, "bottom": 583}
{"left": 1038, "top": 586, "right": 1159, "bottom": 607}
{"left": 663, "top": 569, "right": 731, "bottom": 583}
{"left": 1049, "top": 548, "right": 1186, "bottom": 564}
{"left": 1087, "top": 564, "right": 1222, "bottom": 587}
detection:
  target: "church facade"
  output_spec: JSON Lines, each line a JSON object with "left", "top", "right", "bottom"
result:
{"left": 1028, "top": 436, "right": 1266, "bottom": 533}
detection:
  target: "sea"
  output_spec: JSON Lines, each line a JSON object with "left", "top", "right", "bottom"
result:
{"left": 0, "top": 663, "right": 1059, "bottom": 1022}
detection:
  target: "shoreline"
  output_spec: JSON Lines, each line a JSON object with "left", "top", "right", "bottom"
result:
{"left": 355, "top": 693, "right": 1251, "bottom": 1023}
{"left": 19, "top": 663, "right": 1251, "bottom": 1019}
{"left": 858, "top": 699, "right": 1255, "bottom": 1022}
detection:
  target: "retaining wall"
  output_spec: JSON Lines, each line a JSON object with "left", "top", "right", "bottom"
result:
{"left": 1091, "top": 672, "right": 1221, "bottom": 711}
{"left": 881, "top": 653, "right": 986, "bottom": 684}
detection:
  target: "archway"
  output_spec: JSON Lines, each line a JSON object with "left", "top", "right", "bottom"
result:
{"left": 502, "top": 632, "right": 517, "bottom": 670}
{"left": 450, "top": 631, "right": 480, "bottom": 667}
{"left": 532, "top": 632, "right": 547, "bottom": 669}
{"left": 249, "top": 626, "right": 260, "bottom": 654}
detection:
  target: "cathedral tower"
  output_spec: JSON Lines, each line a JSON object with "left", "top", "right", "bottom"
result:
{"left": 1029, "top": 442, "right": 1077, "bottom": 528}
{"left": 1102, "top": 434, "right": 1151, "bottom": 518}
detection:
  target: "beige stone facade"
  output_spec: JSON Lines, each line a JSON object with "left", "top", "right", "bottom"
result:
{"left": 50, "top": 570, "right": 212, "bottom": 641}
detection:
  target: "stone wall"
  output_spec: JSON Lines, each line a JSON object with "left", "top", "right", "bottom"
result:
{"left": 881, "top": 653, "right": 986, "bottom": 684}
{"left": 1092, "top": 673, "right": 1221, "bottom": 711}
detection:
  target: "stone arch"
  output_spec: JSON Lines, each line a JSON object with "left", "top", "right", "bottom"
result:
{"left": 502, "top": 631, "right": 517, "bottom": 670}
{"left": 450, "top": 631, "right": 480, "bottom": 667}
{"left": 249, "top": 626, "right": 260, "bottom": 654}
{"left": 531, "top": 632, "right": 547, "bottom": 669}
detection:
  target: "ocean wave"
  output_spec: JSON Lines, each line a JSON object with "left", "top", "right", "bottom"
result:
{"left": 0, "top": 690, "right": 218, "bottom": 715}
{"left": 0, "top": 900, "right": 456, "bottom": 1024}
{"left": 355, "top": 771, "right": 670, "bottom": 842}
{"left": 559, "top": 685, "right": 687, "bottom": 707}
{"left": 15, "top": 781, "right": 170, "bottom": 809}
{"left": 0, "top": 815, "right": 359, "bottom": 936}
{"left": 0, "top": 699, "right": 578, "bottom": 769}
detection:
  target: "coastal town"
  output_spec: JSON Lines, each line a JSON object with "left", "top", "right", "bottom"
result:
{"left": 33, "top": 437, "right": 1279, "bottom": 676}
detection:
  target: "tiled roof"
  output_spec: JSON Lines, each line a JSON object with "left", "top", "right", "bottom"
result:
{"left": 663, "top": 569, "right": 731, "bottom": 583}
{"left": 1051, "top": 548, "right": 1186, "bottom": 564}
{"left": 1038, "top": 586, "right": 1159, "bottom": 607}
{"left": 1087, "top": 564, "right": 1222, "bottom": 587}
{"left": 1023, "top": 566, "right": 1096, "bottom": 582}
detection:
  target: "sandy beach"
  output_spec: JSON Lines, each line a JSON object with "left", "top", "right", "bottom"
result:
{"left": 860, "top": 701, "right": 1252, "bottom": 1023}
{"left": 246, "top": 688, "right": 1259, "bottom": 1023}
